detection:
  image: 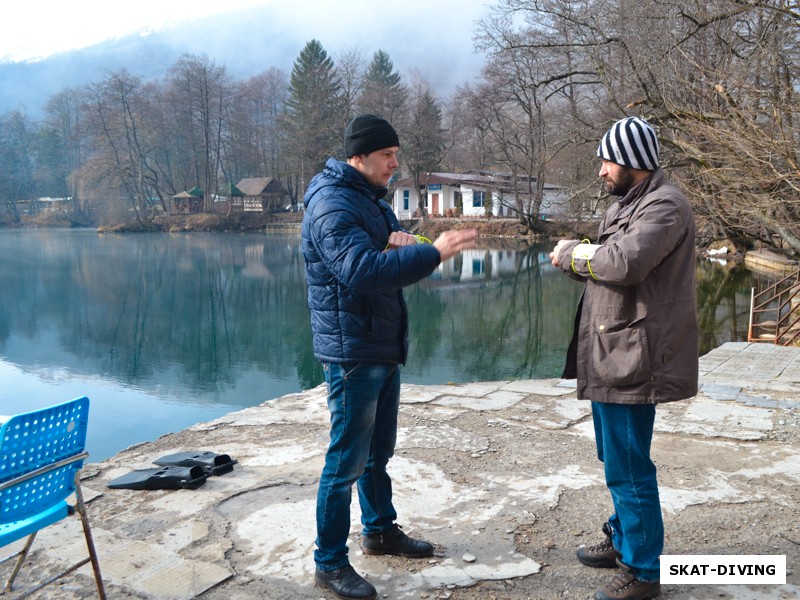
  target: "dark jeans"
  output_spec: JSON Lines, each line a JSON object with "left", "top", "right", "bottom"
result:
{"left": 592, "top": 401, "right": 662, "bottom": 582}
{"left": 314, "top": 362, "right": 400, "bottom": 571}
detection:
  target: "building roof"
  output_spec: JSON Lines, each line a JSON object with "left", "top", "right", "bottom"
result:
{"left": 394, "top": 173, "right": 460, "bottom": 187}
{"left": 220, "top": 183, "right": 244, "bottom": 197}
{"left": 235, "top": 177, "right": 285, "bottom": 196}
{"left": 395, "top": 171, "right": 561, "bottom": 192}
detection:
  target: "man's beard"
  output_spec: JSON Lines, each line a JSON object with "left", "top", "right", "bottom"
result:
{"left": 606, "top": 168, "right": 636, "bottom": 197}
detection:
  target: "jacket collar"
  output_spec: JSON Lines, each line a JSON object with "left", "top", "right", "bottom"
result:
{"left": 304, "top": 157, "right": 389, "bottom": 208}
{"left": 330, "top": 158, "right": 389, "bottom": 202}
{"left": 618, "top": 167, "right": 664, "bottom": 207}
{"left": 602, "top": 168, "right": 666, "bottom": 238}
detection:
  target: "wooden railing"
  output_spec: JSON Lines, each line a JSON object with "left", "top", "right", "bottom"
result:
{"left": 748, "top": 268, "right": 800, "bottom": 345}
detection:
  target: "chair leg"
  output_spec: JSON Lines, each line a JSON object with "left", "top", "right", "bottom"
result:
{"left": 3, "top": 532, "right": 37, "bottom": 592}
{"left": 1, "top": 471, "right": 107, "bottom": 599}
{"left": 74, "top": 474, "right": 107, "bottom": 600}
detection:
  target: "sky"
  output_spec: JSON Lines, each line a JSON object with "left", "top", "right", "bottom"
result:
{"left": 2, "top": 0, "right": 491, "bottom": 64}
{"left": 3, "top": 0, "right": 267, "bottom": 62}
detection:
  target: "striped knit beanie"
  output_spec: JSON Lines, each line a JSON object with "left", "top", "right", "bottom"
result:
{"left": 597, "top": 117, "right": 659, "bottom": 171}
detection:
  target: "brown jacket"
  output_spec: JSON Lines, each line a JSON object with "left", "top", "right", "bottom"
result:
{"left": 557, "top": 168, "right": 698, "bottom": 404}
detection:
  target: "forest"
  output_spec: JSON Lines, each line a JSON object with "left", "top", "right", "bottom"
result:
{"left": 0, "top": 0, "right": 797, "bottom": 252}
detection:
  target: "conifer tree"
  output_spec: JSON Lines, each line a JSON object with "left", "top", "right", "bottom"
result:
{"left": 282, "top": 39, "right": 343, "bottom": 199}
{"left": 358, "top": 50, "right": 408, "bottom": 123}
{"left": 402, "top": 88, "right": 446, "bottom": 217}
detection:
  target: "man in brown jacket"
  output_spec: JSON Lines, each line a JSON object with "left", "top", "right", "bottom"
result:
{"left": 550, "top": 116, "right": 698, "bottom": 600}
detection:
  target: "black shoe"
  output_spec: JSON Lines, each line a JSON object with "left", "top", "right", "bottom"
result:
{"left": 594, "top": 561, "right": 661, "bottom": 600}
{"left": 314, "top": 565, "right": 377, "bottom": 600}
{"left": 577, "top": 522, "right": 622, "bottom": 568}
{"left": 362, "top": 524, "right": 434, "bottom": 558}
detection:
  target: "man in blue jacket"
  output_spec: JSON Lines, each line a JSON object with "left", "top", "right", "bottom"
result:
{"left": 302, "top": 114, "right": 477, "bottom": 600}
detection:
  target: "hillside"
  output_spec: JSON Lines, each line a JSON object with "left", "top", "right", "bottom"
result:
{"left": 0, "top": 5, "right": 484, "bottom": 118}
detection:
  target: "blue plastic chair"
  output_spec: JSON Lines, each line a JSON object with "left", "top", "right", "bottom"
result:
{"left": 0, "top": 397, "right": 106, "bottom": 598}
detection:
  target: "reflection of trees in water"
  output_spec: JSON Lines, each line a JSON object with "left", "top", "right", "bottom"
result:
{"left": 0, "top": 231, "right": 757, "bottom": 397}
{"left": 407, "top": 253, "right": 755, "bottom": 382}
{"left": 406, "top": 245, "right": 584, "bottom": 381}
{"left": 695, "top": 261, "right": 755, "bottom": 355}
{"left": 0, "top": 231, "right": 316, "bottom": 396}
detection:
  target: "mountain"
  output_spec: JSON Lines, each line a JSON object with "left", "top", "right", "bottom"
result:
{"left": 0, "top": 5, "right": 486, "bottom": 119}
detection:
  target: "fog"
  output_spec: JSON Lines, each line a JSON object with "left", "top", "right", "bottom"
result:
{"left": 0, "top": 1, "right": 489, "bottom": 117}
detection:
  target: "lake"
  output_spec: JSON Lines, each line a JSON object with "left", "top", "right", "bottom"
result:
{"left": 0, "top": 229, "right": 758, "bottom": 460}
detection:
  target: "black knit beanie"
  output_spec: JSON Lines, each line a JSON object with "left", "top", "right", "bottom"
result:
{"left": 344, "top": 114, "right": 399, "bottom": 157}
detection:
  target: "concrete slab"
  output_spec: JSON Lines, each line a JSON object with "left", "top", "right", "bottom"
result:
{"left": 2, "top": 342, "right": 798, "bottom": 600}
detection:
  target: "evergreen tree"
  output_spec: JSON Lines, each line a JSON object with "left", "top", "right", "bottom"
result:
{"left": 0, "top": 111, "right": 36, "bottom": 223}
{"left": 402, "top": 88, "right": 446, "bottom": 217}
{"left": 44, "top": 88, "right": 86, "bottom": 208}
{"left": 33, "top": 126, "right": 68, "bottom": 199}
{"left": 282, "top": 39, "right": 343, "bottom": 198}
{"left": 358, "top": 50, "right": 408, "bottom": 123}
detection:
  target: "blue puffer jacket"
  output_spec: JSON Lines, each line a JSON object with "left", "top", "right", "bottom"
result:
{"left": 302, "top": 158, "right": 441, "bottom": 365}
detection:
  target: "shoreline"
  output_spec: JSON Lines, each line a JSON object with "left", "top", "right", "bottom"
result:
{"left": 5, "top": 218, "right": 797, "bottom": 273}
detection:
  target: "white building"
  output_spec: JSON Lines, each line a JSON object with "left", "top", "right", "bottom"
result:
{"left": 391, "top": 171, "right": 567, "bottom": 221}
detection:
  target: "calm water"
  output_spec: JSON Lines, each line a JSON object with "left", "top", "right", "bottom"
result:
{"left": 0, "top": 229, "right": 757, "bottom": 460}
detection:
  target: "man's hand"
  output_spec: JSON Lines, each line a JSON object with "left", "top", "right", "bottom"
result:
{"left": 433, "top": 229, "right": 478, "bottom": 262}
{"left": 385, "top": 231, "right": 419, "bottom": 250}
{"left": 549, "top": 239, "right": 575, "bottom": 267}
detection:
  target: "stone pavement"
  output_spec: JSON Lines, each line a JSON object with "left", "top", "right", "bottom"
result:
{"left": 2, "top": 342, "right": 798, "bottom": 599}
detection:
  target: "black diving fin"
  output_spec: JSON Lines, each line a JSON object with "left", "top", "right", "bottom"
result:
{"left": 107, "top": 465, "right": 208, "bottom": 490}
{"left": 153, "top": 450, "right": 237, "bottom": 476}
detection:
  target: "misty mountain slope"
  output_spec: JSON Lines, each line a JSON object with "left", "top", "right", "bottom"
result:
{"left": 0, "top": 5, "right": 484, "bottom": 119}
{"left": 0, "top": 37, "right": 177, "bottom": 117}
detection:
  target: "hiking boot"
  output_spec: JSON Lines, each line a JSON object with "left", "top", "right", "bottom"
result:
{"left": 577, "top": 522, "right": 622, "bottom": 568}
{"left": 314, "top": 565, "right": 377, "bottom": 600}
{"left": 594, "top": 562, "right": 661, "bottom": 600}
{"left": 362, "top": 524, "right": 434, "bottom": 558}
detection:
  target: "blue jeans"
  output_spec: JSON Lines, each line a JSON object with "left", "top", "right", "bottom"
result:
{"left": 315, "top": 362, "right": 400, "bottom": 571}
{"left": 592, "top": 401, "right": 662, "bottom": 582}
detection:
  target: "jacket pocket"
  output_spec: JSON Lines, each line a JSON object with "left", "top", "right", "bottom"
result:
{"left": 362, "top": 303, "right": 374, "bottom": 337}
{"left": 592, "top": 316, "right": 651, "bottom": 386}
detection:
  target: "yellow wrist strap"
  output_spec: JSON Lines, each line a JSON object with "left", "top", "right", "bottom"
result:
{"left": 570, "top": 239, "right": 599, "bottom": 280}
{"left": 384, "top": 233, "right": 432, "bottom": 250}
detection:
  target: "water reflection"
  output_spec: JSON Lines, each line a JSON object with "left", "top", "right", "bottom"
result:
{"left": 0, "top": 230, "right": 756, "bottom": 459}
{"left": 0, "top": 230, "right": 318, "bottom": 396}
{"left": 406, "top": 246, "right": 581, "bottom": 382}
{"left": 695, "top": 260, "right": 756, "bottom": 355}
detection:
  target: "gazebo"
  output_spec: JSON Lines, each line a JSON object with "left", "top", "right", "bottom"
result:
{"left": 172, "top": 189, "right": 203, "bottom": 215}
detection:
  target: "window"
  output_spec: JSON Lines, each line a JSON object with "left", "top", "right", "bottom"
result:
{"left": 472, "top": 190, "right": 485, "bottom": 208}
{"left": 403, "top": 190, "right": 409, "bottom": 210}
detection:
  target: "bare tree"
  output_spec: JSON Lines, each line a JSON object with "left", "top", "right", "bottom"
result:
{"left": 82, "top": 70, "right": 161, "bottom": 226}
{"left": 474, "top": 0, "right": 800, "bottom": 249}
{"left": 335, "top": 45, "right": 367, "bottom": 121}
{"left": 166, "top": 54, "right": 232, "bottom": 211}
{"left": 658, "top": 2, "right": 800, "bottom": 249}
{"left": 224, "top": 68, "right": 288, "bottom": 190}
{"left": 43, "top": 88, "right": 88, "bottom": 214}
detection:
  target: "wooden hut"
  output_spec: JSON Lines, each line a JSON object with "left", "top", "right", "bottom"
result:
{"left": 172, "top": 189, "right": 203, "bottom": 215}
{"left": 235, "top": 177, "right": 287, "bottom": 213}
